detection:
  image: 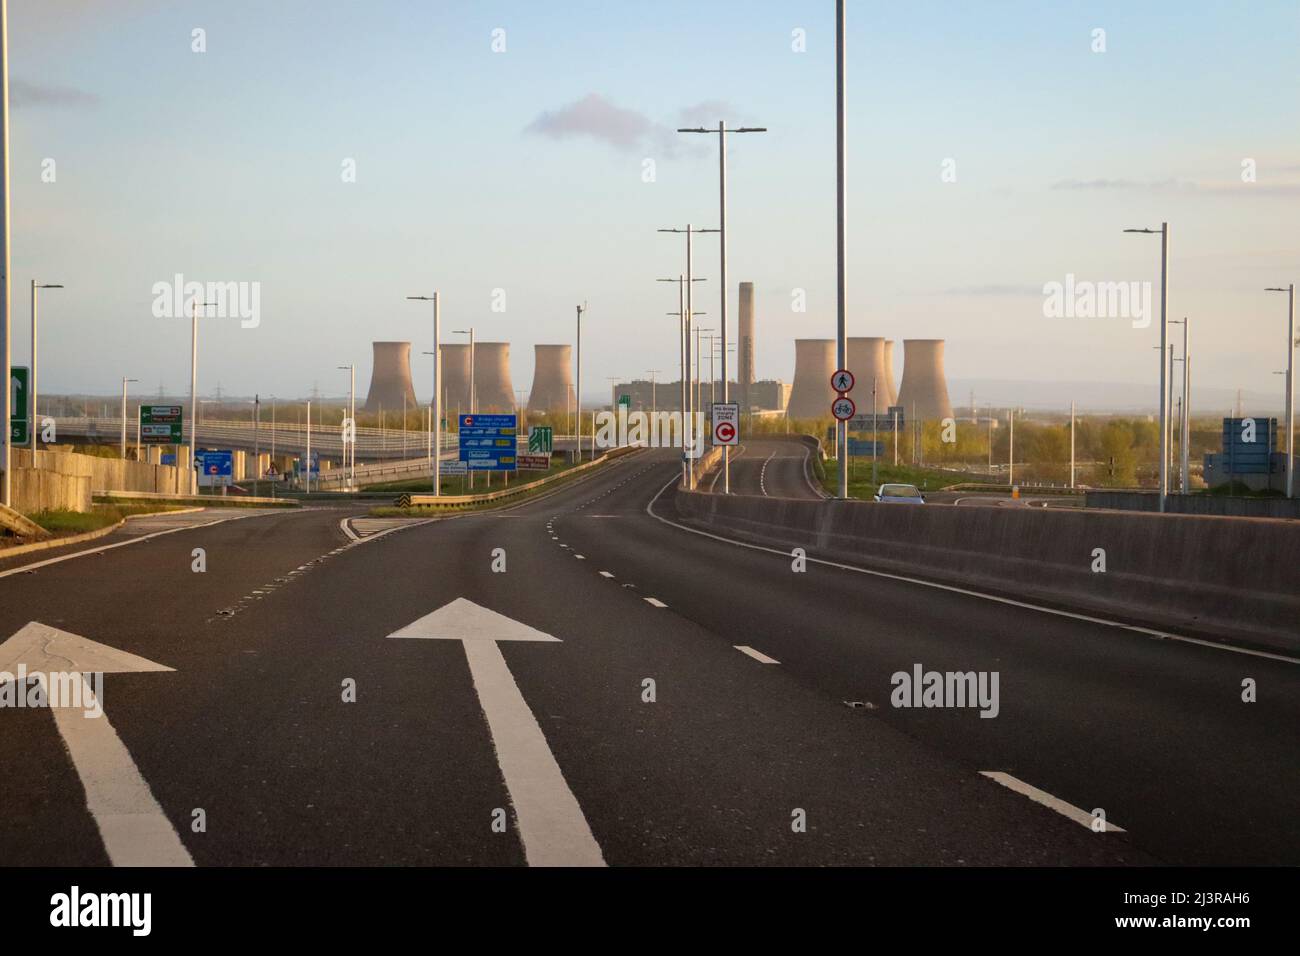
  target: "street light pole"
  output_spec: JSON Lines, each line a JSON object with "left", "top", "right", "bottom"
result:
{"left": 1266, "top": 284, "right": 1295, "bottom": 497}
{"left": 454, "top": 327, "right": 475, "bottom": 482}
{"left": 409, "top": 293, "right": 441, "bottom": 495}
{"left": 1124, "top": 222, "right": 1170, "bottom": 510}
{"left": 29, "top": 280, "right": 62, "bottom": 449}
{"left": 187, "top": 298, "right": 216, "bottom": 494}
{"left": 678, "top": 120, "right": 766, "bottom": 495}
{"left": 835, "top": 0, "right": 848, "bottom": 499}
{"left": 657, "top": 276, "right": 705, "bottom": 488}
{"left": 119, "top": 377, "right": 137, "bottom": 459}
{"left": 647, "top": 370, "right": 659, "bottom": 419}
{"left": 660, "top": 227, "right": 718, "bottom": 489}
{"left": 573, "top": 308, "right": 584, "bottom": 462}
{"left": 0, "top": 0, "right": 11, "bottom": 507}
{"left": 337, "top": 364, "right": 355, "bottom": 490}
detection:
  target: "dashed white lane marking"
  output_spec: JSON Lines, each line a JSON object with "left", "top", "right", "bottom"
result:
{"left": 644, "top": 597, "right": 667, "bottom": 608}
{"left": 0, "top": 509, "right": 276, "bottom": 580}
{"left": 645, "top": 477, "right": 1299, "bottom": 666}
{"left": 758, "top": 450, "right": 776, "bottom": 496}
{"left": 599, "top": 571, "right": 615, "bottom": 578}
{"left": 734, "top": 645, "right": 780, "bottom": 664}
{"left": 979, "top": 772, "right": 1126, "bottom": 833}
{"left": 574, "top": 554, "right": 585, "bottom": 560}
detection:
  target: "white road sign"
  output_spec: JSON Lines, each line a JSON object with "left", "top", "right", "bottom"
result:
{"left": 712, "top": 402, "right": 739, "bottom": 445}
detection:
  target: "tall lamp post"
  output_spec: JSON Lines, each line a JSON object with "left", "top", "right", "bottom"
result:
{"left": 1169, "top": 318, "right": 1189, "bottom": 492}
{"left": 834, "top": 0, "right": 848, "bottom": 498}
{"left": 119, "top": 377, "right": 137, "bottom": 459}
{"left": 408, "top": 293, "right": 441, "bottom": 495}
{"left": 453, "top": 328, "right": 475, "bottom": 482}
{"left": 659, "top": 226, "right": 718, "bottom": 488}
{"left": 678, "top": 120, "right": 766, "bottom": 494}
{"left": 1266, "top": 284, "right": 1295, "bottom": 497}
{"left": 572, "top": 308, "right": 584, "bottom": 462}
{"left": 337, "top": 364, "right": 355, "bottom": 490}
{"left": 29, "top": 280, "right": 62, "bottom": 448}
{"left": 185, "top": 298, "right": 217, "bottom": 494}
{"left": 1124, "top": 222, "right": 1170, "bottom": 511}
{"left": 657, "top": 276, "right": 705, "bottom": 487}
{"left": 0, "top": 0, "right": 12, "bottom": 507}
{"left": 646, "top": 370, "right": 659, "bottom": 418}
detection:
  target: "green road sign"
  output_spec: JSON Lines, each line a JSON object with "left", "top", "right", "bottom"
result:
{"left": 528, "top": 425, "right": 553, "bottom": 453}
{"left": 9, "top": 366, "right": 28, "bottom": 444}
{"left": 618, "top": 394, "right": 631, "bottom": 408}
{"left": 140, "top": 404, "right": 184, "bottom": 445}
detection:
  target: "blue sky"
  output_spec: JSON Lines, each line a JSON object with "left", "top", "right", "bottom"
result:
{"left": 8, "top": 0, "right": 1299, "bottom": 406}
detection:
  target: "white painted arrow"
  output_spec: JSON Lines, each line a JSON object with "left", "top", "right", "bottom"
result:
{"left": 388, "top": 598, "right": 605, "bottom": 867}
{"left": 0, "top": 622, "right": 193, "bottom": 867}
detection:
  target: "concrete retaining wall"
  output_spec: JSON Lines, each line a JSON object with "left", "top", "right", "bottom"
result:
{"left": 1087, "top": 490, "right": 1300, "bottom": 520}
{"left": 673, "top": 490, "right": 1300, "bottom": 653}
{"left": 4, "top": 448, "right": 187, "bottom": 513}
{"left": 9, "top": 468, "right": 92, "bottom": 513}
{"left": 15, "top": 447, "right": 186, "bottom": 496}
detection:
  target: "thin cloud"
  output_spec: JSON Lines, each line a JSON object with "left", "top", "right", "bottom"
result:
{"left": 526, "top": 93, "right": 707, "bottom": 157}
{"left": 1050, "top": 177, "right": 1190, "bottom": 191}
{"left": 11, "top": 79, "right": 99, "bottom": 110}
{"left": 944, "top": 284, "right": 1041, "bottom": 297}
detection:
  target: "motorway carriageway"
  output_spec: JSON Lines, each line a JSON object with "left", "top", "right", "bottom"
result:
{"left": 0, "top": 446, "right": 1293, "bottom": 866}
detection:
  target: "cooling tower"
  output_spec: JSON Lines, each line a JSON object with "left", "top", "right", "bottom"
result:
{"left": 785, "top": 339, "right": 837, "bottom": 419}
{"left": 528, "top": 344, "right": 573, "bottom": 413}
{"left": 883, "top": 340, "right": 898, "bottom": 409}
{"left": 473, "top": 342, "right": 515, "bottom": 412}
{"left": 896, "top": 339, "right": 954, "bottom": 421}
{"left": 738, "top": 282, "right": 755, "bottom": 413}
{"left": 846, "top": 337, "right": 896, "bottom": 410}
{"left": 364, "top": 342, "right": 418, "bottom": 412}
{"left": 440, "top": 343, "right": 472, "bottom": 412}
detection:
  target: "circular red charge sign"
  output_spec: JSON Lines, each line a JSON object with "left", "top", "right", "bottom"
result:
{"left": 715, "top": 422, "right": 736, "bottom": 442}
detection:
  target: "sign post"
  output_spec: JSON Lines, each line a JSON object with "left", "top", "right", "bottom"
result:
{"left": 140, "top": 404, "right": 183, "bottom": 446}
{"left": 459, "top": 414, "right": 517, "bottom": 474}
{"left": 712, "top": 401, "right": 739, "bottom": 446}
{"left": 527, "top": 425, "right": 553, "bottom": 454}
{"left": 9, "top": 365, "right": 27, "bottom": 444}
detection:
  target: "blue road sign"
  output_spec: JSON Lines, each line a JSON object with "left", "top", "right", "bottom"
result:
{"left": 847, "top": 439, "right": 883, "bottom": 456}
{"left": 195, "top": 449, "right": 234, "bottom": 487}
{"left": 459, "top": 414, "right": 517, "bottom": 471}
{"left": 161, "top": 453, "right": 177, "bottom": 466}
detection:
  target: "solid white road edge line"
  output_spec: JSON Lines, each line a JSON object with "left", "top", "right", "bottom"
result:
{"left": 734, "top": 645, "right": 780, "bottom": 664}
{"left": 0, "top": 509, "right": 277, "bottom": 580}
{"left": 980, "top": 771, "right": 1126, "bottom": 833}
{"left": 644, "top": 476, "right": 1300, "bottom": 666}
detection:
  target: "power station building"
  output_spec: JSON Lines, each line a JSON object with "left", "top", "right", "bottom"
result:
{"left": 786, "top": 339, "right": 838, "bottom": 419}
{"left": 783, "top": 335, "right": 952, "bottom": 421}
{"left": 472, "top": 342, "right": 515, "bottom": 412}
{"left": 895, "top": 339, "right": 954, "bottom": 421}
{"left": 364, "top": 342, "right": 418, "bottom": 412}
{"left": 738, "top": 282, "right": 756, "bottom": 414}
{"left": 528, "top": 344, "right": 573, "bottom": 413}
{"left": 845, "top": 336, "right": 896, "bottom": 411}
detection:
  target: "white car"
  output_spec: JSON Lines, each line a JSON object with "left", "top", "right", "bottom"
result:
{"left": 873, "top": 482, "right": 925, "bottom": 504}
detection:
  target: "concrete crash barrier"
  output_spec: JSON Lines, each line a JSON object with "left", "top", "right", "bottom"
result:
{"left": 673, "top": 489, "right": 1300, "bottom": 654}
{"left": 1087, "top": 490, "right": 1300, "bottom": 520}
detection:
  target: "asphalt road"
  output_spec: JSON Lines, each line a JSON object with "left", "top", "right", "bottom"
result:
{"left": 717, "top": 438, "right": 823, "bottom": 499}
{"left": 0, "top": 449, "right": 1292, "bottom": 866}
